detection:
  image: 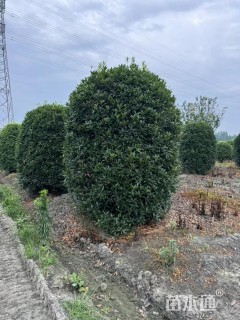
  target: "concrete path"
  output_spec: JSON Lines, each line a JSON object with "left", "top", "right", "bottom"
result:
{"left": 0, "top": 216, "right": 50, "bottom": 320}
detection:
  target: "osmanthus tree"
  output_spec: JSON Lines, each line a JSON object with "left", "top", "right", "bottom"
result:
{"left": 17, "top": 104, "right": 66, "bottom": 194}
{"left": 0, "top": 123, "right": 21, "bottom": 173}
{"left": 64, "top": 60, "right": 181, "bottom": 236}
{"left": 180, "top": 121, "right": 216, "bottom": 175}
{"left": 181, "top": 96, "right": 226, "bottom": 131}
{"left": 216, "top": 141, "right": 233, "bottom": 162}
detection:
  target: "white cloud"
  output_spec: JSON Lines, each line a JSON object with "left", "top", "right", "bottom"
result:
{"left": 5, "top": 0, "right": 240, "bottom": 134}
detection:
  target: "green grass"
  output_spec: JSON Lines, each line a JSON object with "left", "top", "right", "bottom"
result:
{"left": 0, "top": 185, "right": 25, "bottom": 219}
{"left": 0, "top": 184, "right": 57, "bottom": 273}
{"left": 0, "top": 184, "right": 103, "bottom": 318}
{"left": 159, "top": 239, "right": 179, "bottom": 267}
{"left": 62, "top": 272, "right": 107, "bottom": 320}
{"left": 63, "top": 298, "right": 103, "bottom": 320}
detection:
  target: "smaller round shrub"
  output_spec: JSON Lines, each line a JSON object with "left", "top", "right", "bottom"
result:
{"left": 17, "top": 104, "right": 66, "bottom": 193}
{"left": 0, "top": 123, "right": 21, "bottom": 173}
{"left": 234, "top": 134, "right": 240, "bottom": 167}
{"left": 216, "top": 141, "right": 233, "bottom": 162}
{"left": 180, "top": 121, "right": 216, "bottom": 175}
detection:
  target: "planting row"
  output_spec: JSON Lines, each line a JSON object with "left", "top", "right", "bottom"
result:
{"left": 0, "top": 61, "right": 239, "bottom": 235}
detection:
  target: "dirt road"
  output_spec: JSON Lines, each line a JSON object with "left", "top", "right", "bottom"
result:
{"left": 0, "top": 215, "right": 49, "bottom": 320}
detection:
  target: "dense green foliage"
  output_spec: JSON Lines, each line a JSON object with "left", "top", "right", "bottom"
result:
{"left": 181, "top": 96, "right": 226, "bottom": 130}
{"left": 17, "top": 104, "right": 66, "bottom": 194}
{"left": 216, "top": 141, "right": 233, "bottom": 162}
{"left": 215, "top": 131, "right": 236, "bottom": 142}
{"left": 0, "top": 123, "right": 21, "bottom": 173}
{"left": 65, "top": 61, "right": 181, "bottom": 235}
{"left": 180, "top": 122, "right": 216, "bottom": 175}
{"left": 234, "top": 134, "right": 240, "bottom": 167}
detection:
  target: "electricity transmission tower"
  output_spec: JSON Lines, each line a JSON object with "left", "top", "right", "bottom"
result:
{"left": 0, "top": 0, "right": 13, "bottom": 128}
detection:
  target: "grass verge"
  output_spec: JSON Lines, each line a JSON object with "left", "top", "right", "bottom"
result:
{"left": 0, "top": 183, "right": 105, "bottom": 319}
{"left": 0, "top": 184, "right": 57, "bottom": 273}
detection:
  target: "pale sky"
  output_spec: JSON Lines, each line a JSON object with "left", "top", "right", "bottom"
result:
{"left": 6, "top": 0, "right": 240, "bottom": 134}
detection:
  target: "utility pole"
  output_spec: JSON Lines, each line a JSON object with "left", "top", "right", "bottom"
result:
{"left": 0, "top": 0, "right": 13, "bottom": 128}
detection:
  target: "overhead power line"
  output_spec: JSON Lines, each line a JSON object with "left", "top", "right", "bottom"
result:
{"left": 9, "top": 32, "right": 97, "bottom": 68}
{"left": 21, "top": 0, "right": 239, "bottom": 97}
{"left": 7, "top": 10, "right": 240, "bottom": 109}
{"left": 6, "top": 10, "right": 120, "bottom": 60}
{"left": 9, "top": 49, "right": 240, "bottom": 117}
{"left": 6, "top": 2, "right": 239, "bottom": 115}
{"left": 9, "top": 49, "right": 86, "bottom": 74}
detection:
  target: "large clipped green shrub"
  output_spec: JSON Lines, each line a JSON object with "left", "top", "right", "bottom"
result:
{"left": 17, "top": 104, "right": 66, "bottom": 193}
{"left": 180, "top": 121, "right": 216, "bottom": 175}
{"left": 0, "top": 123, "right": 21, "bottom": 173}
{"left": 64, "top": 61, "right": 181, "bottom": 235}
{"left": 216, "top": 141, "right": 233, "bottom": 162}
{"left": 234, "top": 134, "right": 240, "bottom": 167}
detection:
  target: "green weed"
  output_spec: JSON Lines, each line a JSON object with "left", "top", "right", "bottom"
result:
{"left": 169, "top": 220, "right": 177, "bottom": 230}
{"left": 65, "top": 272, "right": 89, "bottom": 294}
{"left": 34, "top": 189, "right": 51, "bottom": 244}
{"left": 36, "top": 245, "right": 57, "bottom": 273}
{"left": 201, "top": 243, "right": 210, "bottom": 251}
{"left": 159, "top": 239, "right": 179, "bottom": 267}
{"left": 187, "top": 233, "right": 198, "bottom": 243}
{"left": 24, "top": 242, "right": 36, "bottom": 259}
{"left": 63, "top": 298, "right": 102, "bottom": 320}
{"left": 0, "top": 186, "right": 25, "bottom": 219}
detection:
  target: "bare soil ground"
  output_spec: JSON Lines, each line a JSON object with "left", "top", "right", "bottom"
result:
{"left": 1, "top": 163, "right": 240, "bottom": 319}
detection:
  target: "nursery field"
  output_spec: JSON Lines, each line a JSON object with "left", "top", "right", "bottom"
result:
{"left": 1, "top": 162, "right": 240, "bottom": 320}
